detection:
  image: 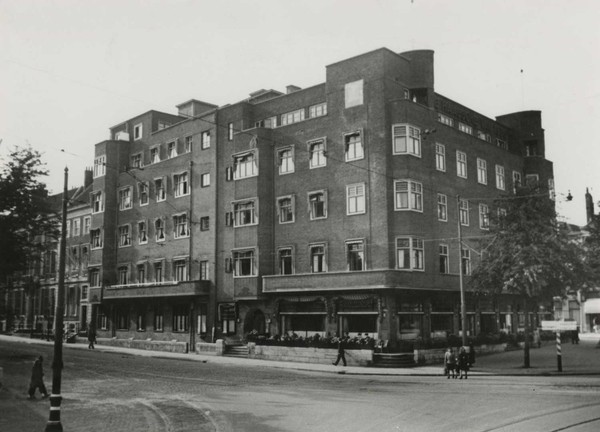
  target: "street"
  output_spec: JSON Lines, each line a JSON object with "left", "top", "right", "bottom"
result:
{"left": 1, "top": 339, "right": 600, "bottom": 432}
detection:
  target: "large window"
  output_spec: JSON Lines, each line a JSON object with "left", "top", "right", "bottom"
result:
{"left": 456, "top": 151, "right": 467, "bottom": 178}
{"left": 437, "top": 194, "right": 447, "bottom": 221}
{"left": 496, "top": 165, "right": 505, "bottom": 190}
{"left": 477, "top": 158, "right": 487, "bottom": 184}
{"left": 346, "top": 240, "right": 364, "bottom": 271}
{"left": 93, "top": 156, "right": 106, "bottom": 178}
{"left": 308, "top": 139, "right": 326, "bottom": 168}
{"left": 233, "top": 151, "right": 258, "bottom": 179}
{"left": 220, "top": 304, "right": 236, "bottom": 335}
{"left": 155, "top": 177, "right": 166, "bottom": 202}
{"left": 200, "top": 261, "right": 209, "bottom": 280}
{"left": 150, "top": 146, "right": 160, "bottom": 164}
{"left": 279, "top": 248, "right": 293, "bottom": 275}
{"left": 116, "top": 308, "right": 128, "bottom": 330}
{"left": 396, "top": 237, "right": 424, "bottom": 271}
{"left": 91, "top": 191, "right": 103, "bottom": 213}
{"left": 155, "top": 218, "right": 166, "bottom": 242}
{"left": 310, "top": 244, "right": 327, "bottom": 273}
{"left": 136, "top": 308, "right": 146, "bottom": 331}
{"left": 479, "top": 204, "right": 489, "bottom": 229}
{"left": 201, "top": 131, "right": 211, "bottom": 149}
{"left": 345, "top": 79, "right": 363, "bottom": 108}
{"left": 233, "top": 249, "right": 256, "bottom": 277}
{"left": 73, "top": 218, "right": 81, "bottom": 237}
{"left": 233, "top": 200, "right": 257, "bottom": 226}
{"left": 458, "top": 122, "right": 473, "bottom": 134}
{"left": 438, "top": 113, "right": 453, "bottom": 126}
{"left": 119, "top": 187, "right": 133, "bottom": 210}
{"left": 277, "top": 196, "right": 294, "bottom": 224}
{"left": 347, "top": 183, "right": 365, "bottom": 215}
{"left": 117, "top": 266, "right": 129, "bottom": 285}
{"left": 168, "top": 140, "right": 178, "bottom": 158}
{"left": 138, "top": 182, "right": 149, "bottom": 206}
{"left": 197, "top": 304, "right": 208, "bottom": 335}
{"left": 173, "top": 305, "right": 189, "bottom": 332}
{"left": 459, "top": 199, "right": 469, "bottom": 226}
{"left": 137, "top": 264, "right": 146, "bottom": 284}
{"left": 281, "top": 109, "right": 305, "bottom": 126}
{"left": 392, "top": 124, "right": 421, "bottom": 156}
{"left": 512, "top": 171, "right": 522, "bottom": 192}
{"left": 154, "top": 262, "right": 163, "bottom": 283}
{"left": 83, "top": 216, "right": 91, "bottom": 234}
{"left": 90, "top": 268, "right": 100, "bottom": 287}
{"left": 118, "top": 225, "right": 131, "bottom": 247}
{"left": 394, "top": 180, "right": 422, "bottom": 212}
{"left": 173, "top": 259, "right": 188, "bottom": 282}
{"left": 309, "top": 103, "right": 327, "bottom": 118}
{"left": 173, "top": 172, "right": 189, "bottom": 197}
{"left": 344, "top": 131, "right": 363, "bottom": 161}
{"left": 462, "top": 248, "right": 471, "bottom": 275}
{"left": 173, "top": 214, "right": 189, "bottom": 238}
{"left": 185, "top": 135, "right": 193, "bottom": 152}
{"left": 308, "top": 191, "right": 327, "bottom": 219}
{"left": 435, "top": 143, "right": 445, "bottom": 171}
{"left": 90, "top": 229, "right": 103, "bottom": 249}
{"left": 278, "top": 147, "right": 294, "bottom": 174}
{"left": 439, "top": 245, "right": 449, "bottom": 274}
{"left": 154, "top": 306, "right": 164, "bottom": 331}
{"left": 134, "top": 123, "right": 143, "bottom": 140}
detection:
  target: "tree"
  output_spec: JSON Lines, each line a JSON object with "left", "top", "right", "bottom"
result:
{"left": 468, "top": 183, "right": 589, "bottom": 368}
{"left": 0, "top": 145, "right": 59, "bottom": 325}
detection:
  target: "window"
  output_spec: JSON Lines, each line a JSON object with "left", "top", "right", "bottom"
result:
{"left": 497, "top": 139, "right": 508, "bottom": 150}
{"left": 154, "top": 262, "right": 163, "bottom": 283}
{"left": 138, "top": 221, "right": 148, "bottom": 244}
{"left": 93, "top": 156, "right": 106, "bottom": 178}
{"left": 118, "top": 266, "right": 129, "bottom": 285}
{"left": 173, "top": 214, "right": 189, "bottom": 238}
{"left": 200, "top": 216, "right": 209, "bottom": 231}
{"left": 91, "top": 191, "right": 103, "bottom": 213}
{"left": 197, "top": 304, "right": 208, "bottom": 335}
{"left": 73, "top": 219, "right": 81, "bottom": 237}
{"left": 201, "top": 131, "right": 211, "bottom": 149}
{"left": 477, "top": 131, "right": 491, "bottom": 142}
{"left": 347, "top": 183, "right": 366, "bottom": 215}
{"left": 279, "top": 248, "right": 293, "bottom": 275}
{"left": 137, "top": 264, "right": 146, "bottom": 284}
{"left": 65, "top": 220, "right": 71, "bottom": 238}
{"left": 116, "top": 308, "right": 128, "bottom": 329}
{"left": 278, "top": 147, "right": 294, "bottom": 174}
{"left": 228, "top": 122, "right": 233, "bottom": 141}
{"left": 462, "top": 248, "right": 471, "bottom": 275}
{"left": 392, "top": 124, "right": 421, "bottom": 156}
{"left": 458, "top": 123, "right": 473, "bottom": 134}
{"left": 344, "top": 131, "right": 363, "bottom": 161}
{"left": 255, "top": 117, "right": 277, "bottom": 129}
{"left": 233, "top": 200, "right": 257, "bottom": 226}
{"left": 220, "top": 304, "right": 236, "bottom": 335}
{"left": 173, "top": 259, "right": 188, "bottom": 281}
{"left": 281, "top": 109, "right": 305, "bottom": 126}
{"left": 495, "top": 165, "right": 505, "bottom": 190}
{"left": 479, "top": 204, "right": 489, "bottom": 229}
{"left": 155, "top": 218, "right": 165, "bottom": 242}
{"left": 173, "top": 172, "right": 189, "bottom": 197}
{"left": 310, "top": 244, "right": 326, "bottom": 273}
{"left": 131, "top": 153, "right": 143, "bottom": 169}
{"left": 309, "top": 103, "right": 327, "bottom": 118}
{"left": 201, "top": 173, "right": 210, "bottom": 187}
{"left": 525, "top": 141, "right": 538, "bottom": 156}
{"left": 118, "top": 225, "right": 131, "bottom": 247}
{"left": 118, "top": 187, "right": 132, "bottom": 210}
{"left": 308, "top": 139, "right": 326, "bottom": 168}
{"left": 184, "top": 135, "right": 193, "bottom": 153}
{"left": 98, "top": 307, "right": 108, "bottom": 330}
{"left": 394, "top": 180, "right": 423, "bottom": 212}
{"left": 456, "top": 151, "right": 467, "bottom": 178}
{"left": 167, "top": 140, "right": 178, "bottom": 158}
{"left": 474, "top": 159, "right": 487, "bottom": 185}
{"left": 155, "top": 177, "right": 166, "bottom": 202}
{"left": 150, "top": 146, "right": 160, "bottom": 164}
{"left": 437, "top": 194, "right": 447, "bottom": 221}
{"left": 134, "top": 123, "right": 142, "bottom": 140}
{"left": 512, "top": 171, "right": 522, "bottom": 192}
{"left": 90, "top": 229, "right": 103, "bottom": 249}
{"left": 225, "top": 166, "right": 233, "bottom": 181}
{"left": 459, "top": 199, "right": 469, "bottom": 226}
{"left": 138, "top": 182, "right": 149, "bottom": 206}
{"left": 548, "top": 178, "right": 555, "bottom": 200}
{"left": 233, "top": 151, "right": 258, "bottom": 179}
{"left": 347, "top": 240, "right": 365, "bottom": 271}
{"left": 438, "top": 113, "right": 453, "bottom": 126}
{"left": 277, "top": 196, "right": 294, "bottom": 224}
{"left": 308, "top": 191, "right": 327, "bottom": 219}
{"left": 83, "top": 216, "right": 91, "bottom": 234}
{"left": 173, "top": 305, "right": 189, "bottom": 332}
{"left": 200, "top": 261, "right": 209, "bottom": 280}
{"left": 439, "top": 245, "right": 449, "bottom": 274}
{"left": 435, "top": 144, "right": 445, "bottom": 171}
{"left": 90, "top": 268, "right": 100, "bottom": 287}
{"left": 396, "top": 238, "right": 424, "bottom": 271}
{"left": 158, "top": 122, "right": 170, "bottom": 130}
{"left": 136, "top": 308, "right": 146, "bottom": 331}
{"left": 154, "top": 306, "right": 164, "bottom": 331}
{"left": 233, "top": 249, "right": 256, "bottom": 277}
{"left": 345, "top": 79, "right": 363, "bottom": 108}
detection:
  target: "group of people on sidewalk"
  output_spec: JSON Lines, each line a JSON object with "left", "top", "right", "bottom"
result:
{"left": 444, "top": 343, "right": 475, "bottom": 379}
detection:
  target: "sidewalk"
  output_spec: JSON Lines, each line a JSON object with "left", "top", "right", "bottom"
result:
{"left": 1, "top": 333, "right": 598, "bottom": 377}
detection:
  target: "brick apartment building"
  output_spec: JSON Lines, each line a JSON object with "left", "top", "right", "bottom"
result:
{"left": 3, "top": 48, "right": 557, "bottom": 348}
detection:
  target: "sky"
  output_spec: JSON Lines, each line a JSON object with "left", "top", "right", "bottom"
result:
{"left": 1, "top": 0, "right": 599, "bottom": 225}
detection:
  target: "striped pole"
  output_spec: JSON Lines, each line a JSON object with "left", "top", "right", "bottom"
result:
{"left": 556, "top": 331, "right": 562, "bottom": 372}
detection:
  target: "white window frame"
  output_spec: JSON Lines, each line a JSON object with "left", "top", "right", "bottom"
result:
{"left": 90, "top": 228, "right": 103, "bottom": 250}
{"left": 394, "top": 180, "right": 423, "bottom": 212}
{"left": 201, "top": 173, "right": 210, "bottom": 187}
{"left": 118, "top": 224, "right": 131, "bottom": 248}
{"left": 118, "top": 187, "right": 133, "bottom": 211}
{"left": 138, "top": 182, "right": 149, "bottom": 206}
{"left": 437, "top": 194, "right": 447, "bottom": 222}
{"left": 150, "top": 146, "right": 160, "bottom": 164}
{"left": 173, "top": 213, "right": 189, "bottom": 239}
{"left": 93, "top": 156, "right": 106, "bottom": 178}
{"left": 138, "top": 220, "right": 148, "bottom": 245}
{"left": 497, "top": 139, "right": 508, "bottom": 150}
{"left": 548, "top": 178, "right": 555, "bottom": 200}
{"left": 233, "top": 248, "right": 257, "bottom": 277}
{"left": 479, "top": 204, "right": 489, "bottom": 230}
{"left": 308, "top": 190, "right": 328, "bottom": 220}
{"left": 346, "top": 239, "right": 365, "bottom": 272}
{"left": 308, "top": 138, "right": 327, "bottom": 169}
{"left": 72, "top": 218, "right": 81, "bottom": 237}
{"left": 280, "top": 109, "right": 305, "bottom": 126}
{"left": 277, "top": 195, "right": 295, "bottom": 224}
{"left": 456, "top": 151, "right": 467, "bottom": 179}
{"left": 309, "top": 243, "right": 327, "bottom": 273}
{"left": 155, "top": 177, "right": 166, "bottom": 202}
{"left": 278, "top": 247, "right": 294, "bottom": 275}
{"left": 346, "top": 183, "right": 366, "bottom": 215}
{"left": 233, "top": 150, "right": 258, "bottom": 179}
{"left": 201, "top": 131, "right": 211, "bottom": 149}
{"left": 344, "top": 130, "right": 364, "bottom": 162}
{"left": 173, "top": 172, "right": 189, "bottom": 198}
{"left": 439, "top": 244, "right": 449, "bottom": 274}
{"left": 228, "top": 122, "right": 234, "bottom": 141}
{"left": 167, "top": 140, "right": 178, "bottom": 159}
{"left": 134, "top": 123, "right": 143, "bottom": 140}
{"left": 392, "top": 124, "right": 421, "bottom": 157}
{"left": 155, "top": 218, "right": 166, "bottom": 242}
{"left": 477, "top": 131, "right": 491, "bottom": 142}
{"left": 435, "top": 143, "right": 446, "bottom": 172}
{"left": 185, "top": 135, "right": 193, "bottom": 153}
{"left": 458, "top": 122, "right": 473, "bottom": 134}
{"left": 438, "top": 113, "right": 453, "bottom": 126}
{"left": 309, "top": 102, "right": 327, "bottom": 118}
{"left": 173, "top": 259, "right": 188, "bottom": 282}
{"left": 495, "top": 165, "right": 506, "bottom": 190}
{"left": 462, "top": 248, "right": 471, "bottom": 276}
{"left": 91, "top": 191, "right": 104, "bottom": 214}
{"left": 345, "top": 79, "right": 364, "bottom": 108}
{"left": 459, "top": 199, "right": 469, "bottom": 226}
{"left": 277, "top": 147, "right": 295, "bottom": 175}
{"left": 83, "top": 216, "right": 91, "bottom": 234}
{"left": 131, "top": 153, "right": 143, "bottom": 169}
{"left": 233, "top": 199, "right": 258, "bottom": 227}
{"left": 477, "top": 158, "right": 487, "bottom": 185}
{"left": 396, "top": 237, "right": 424, "bottom": 271}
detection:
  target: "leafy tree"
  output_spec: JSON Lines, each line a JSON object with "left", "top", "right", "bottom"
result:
{"left": 468, "top": 183, "right": 589, "bottom": 368}
{"left": 583, "top": 213, "right": 600, "bottom": 283}
{"left": 0, "top": 145, "right": 59, "bottom": 325}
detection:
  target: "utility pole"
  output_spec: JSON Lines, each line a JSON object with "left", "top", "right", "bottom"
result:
{"left": 45, "top": 167, "right": 67, "bottom": 432}
{"left": 457, "top": 195, "right": 468, "bottom": 348}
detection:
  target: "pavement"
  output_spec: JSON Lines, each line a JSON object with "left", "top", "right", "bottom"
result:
{"left": 1, "top": 332, "right": 599, "bottom": 378}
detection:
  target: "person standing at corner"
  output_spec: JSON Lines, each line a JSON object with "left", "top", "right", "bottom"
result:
{"left": 444, "top": 348, "right": 456, "bottom": 379}
{"left": 457, "top": 346, "right": 469, "bottom": 379}
{"left": 28, "top": 356, "right": 49, "bottom": 400}
{"left": 87, "top": 323, "right": 97, "bottom": 349}
{"left": 332, "top": 333, "right": 347, "bottom": 367}
{"left": 468, "top": 341, "right": 476, "bottom": 367}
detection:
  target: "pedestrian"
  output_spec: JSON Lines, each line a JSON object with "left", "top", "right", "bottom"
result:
{"left": 87, "top": 324, "right": 97, "bottom": 349}
{"left": 332, "top": 333, "right": 347, "bottom": 367}
{"left": 28, "top": 356, "right": 49, "bottom": 400}
{"left": 468, "top": 341, "right": 476, "bottom": 367}
{"left": 444, "top": 348, "right": 456, "bottom": 379}
{"left": 573, "top": 325, "right": 580, "bottom": 344}
{"left": 457, "top": 346, "right": 469, "bottom": 379}
{"left": 533, "top": 329, "right": 541, "bottom": 349}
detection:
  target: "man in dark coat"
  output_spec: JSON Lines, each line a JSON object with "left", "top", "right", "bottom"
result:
{"left": 28, "top": 356, "right": 49, "bottom": 400}
{"left": 88, "top": 324, "right": 97, "bottom": 349}
{"left": 332, "top": 333, "right": 347, "bottom": 366}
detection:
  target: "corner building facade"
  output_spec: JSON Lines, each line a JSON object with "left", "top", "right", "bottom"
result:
{"left": 90, "top": 48, "right": 554, "bottom": 348}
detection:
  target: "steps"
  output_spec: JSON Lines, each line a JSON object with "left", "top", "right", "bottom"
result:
{"left": 373, "top": 353, "right": 416, "bottom": 368}
{"left": 224, "top": 344, "right": 248, "bottom": 358}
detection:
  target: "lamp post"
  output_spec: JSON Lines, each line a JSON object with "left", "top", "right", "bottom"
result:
{"left": 45, "top": 167, "right": 67, "bottom": 432}
{"left": 457, "top": 195, "right": 468, "bottom": 348}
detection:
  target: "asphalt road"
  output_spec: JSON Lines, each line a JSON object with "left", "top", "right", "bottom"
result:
{"left": 1, "top": 340, "right": 600, "bottom": 432}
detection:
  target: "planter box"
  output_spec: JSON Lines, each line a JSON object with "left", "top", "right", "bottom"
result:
{"left": 248, "top": 343, "right": 373, "bottom": 367}
{"left": 85, "top": 337, "right": 188, "bottom": 353}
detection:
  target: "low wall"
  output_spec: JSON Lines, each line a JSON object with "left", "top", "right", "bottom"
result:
{"left": 248, "top": 343, "right": 373, "bottom": 367}
{"left": 82, "top": 337, "right": 188, "bottom": 353}
{"left": 414, "top": 343, "right": 510, "bottom": 365}
{"left": 196, "top": 340, "right": 225, "bottom": 356}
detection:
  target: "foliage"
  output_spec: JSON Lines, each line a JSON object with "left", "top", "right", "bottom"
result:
{"left": 246, "top": 332, "right": 376, "bottom": 350}
{"left": 583, "top": 213, "right": 600, "bottom": 286}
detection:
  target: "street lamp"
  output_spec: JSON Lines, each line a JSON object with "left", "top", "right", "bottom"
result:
{"left": 456, "top": 195, "right": 468, "bottom": 348}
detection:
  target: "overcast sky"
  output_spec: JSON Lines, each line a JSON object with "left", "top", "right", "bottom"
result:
{"left": 1, "top": 0, "right": 598, "bottom": 225}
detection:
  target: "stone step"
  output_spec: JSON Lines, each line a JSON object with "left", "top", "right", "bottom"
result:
{"left": 373, "top": 353, "right": 416, "bottom": 368}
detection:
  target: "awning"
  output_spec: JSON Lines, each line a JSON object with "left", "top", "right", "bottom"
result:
{"left": 584, "top": 298, "right": 600, "bottom": 314}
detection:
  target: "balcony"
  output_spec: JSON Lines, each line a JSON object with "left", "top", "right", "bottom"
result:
{"left": 103, "top": 280, "right": 210, "bottom": 300}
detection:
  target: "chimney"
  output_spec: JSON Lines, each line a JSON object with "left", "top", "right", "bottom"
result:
{"left": 585, "top": 188, "right": 595, "bottom": 224}
{"left": 84, "top": 167, "right": 93, "bottom": 189}
{"left": 286, "top": 85, "right": 301, "bottom": 94}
